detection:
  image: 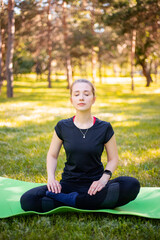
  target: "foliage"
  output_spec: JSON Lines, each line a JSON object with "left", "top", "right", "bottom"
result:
{"left": 103, "top": 0, "right": 160, "bottom": 86}
{"left": 13, "top": 42, "right": 35, "bottom": 74}
{"left": 1, "top": 0, "right": 160, "bottom": 91}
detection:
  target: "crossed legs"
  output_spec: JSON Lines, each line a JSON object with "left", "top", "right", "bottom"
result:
{"left": 20, "top": 176, "right": 140, "bottom": 212}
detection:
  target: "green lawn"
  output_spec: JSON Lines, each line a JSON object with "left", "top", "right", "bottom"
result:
{"left": 0, "top": 76, "right": 160, "bottom": 240}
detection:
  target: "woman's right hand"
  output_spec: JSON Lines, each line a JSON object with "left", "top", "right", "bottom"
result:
{"left": 47, "top": 177, "right": 62, "bottom": 193}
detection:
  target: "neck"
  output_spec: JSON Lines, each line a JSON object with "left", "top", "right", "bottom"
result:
{"left": 74, "top": 111, "right": 93, "bottom": 129}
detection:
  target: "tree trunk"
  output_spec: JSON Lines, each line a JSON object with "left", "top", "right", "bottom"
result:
{"left": 0, "top": 21, "right": 2, "bottom": 94}
{"left": 0, "top": 0, "right": 3, "bottom": 82}
{"left": 91, "top": 47, "right": 97, "bottom": 84}
{"left": 47, "top": 0, "right": 52, "bottom": 88}
{"left": 98, "top": 54, "right": 102, "bottom": 84}
{"left": 0, "top": 0, "right": 4, "bottom": 94}
{"left": 90, "top": 2, "right": 96, "bottom": 84}
{"left": 1, "top": 27, "right": 6, "bottom": 82}
{"left": 154, "top": 60, "right": 158, "bottom": 84}
{"left": 130, "top": 30, "right": 136, "bottom": 91}
{"left": 6, "top": 0, "right": 15, "bottom": 98}
{"left": 141, "top": 62, "right": 153, "bottom": 87}
{"left": 62, "top": 1, "right": 72, "bottom": 89}
{"left": 66, "top": 54, "right": 72, "bottom": 87}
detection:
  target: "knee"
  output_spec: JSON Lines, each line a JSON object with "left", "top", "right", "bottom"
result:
{"left": 20, "top": 185, "right": 47, "bottom": 212}
{"left": 20, "top": 190, "right": 40, "bottom": 211}
{"left": 20, "top": 191, "right": 32, "bottom": 211}
{"left": 120, "top": 176, "right": 140, "bottom": 200}
{"left": 130, "top": 177, "right": 140, "bottom": 200}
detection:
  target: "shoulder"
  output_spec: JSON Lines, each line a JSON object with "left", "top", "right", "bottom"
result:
{"left": 55, "top": 117, "right": 73, "bottom": 128}
{"left": 54, "top": 117, "right": 73, "bottom": 140}
{"left": 95, "top": 117, "right": 113, "bottom": 128}
{"left": 95, "top": 118, "right": 114, "bottom": 143}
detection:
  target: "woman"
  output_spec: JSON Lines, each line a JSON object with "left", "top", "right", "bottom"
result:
{"left": 20, "top": 79, "right": 140, "bottom": 212}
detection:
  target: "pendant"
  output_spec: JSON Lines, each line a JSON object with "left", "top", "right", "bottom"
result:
{"left": 83, "top": 135, "right": 85, "bottom": 138}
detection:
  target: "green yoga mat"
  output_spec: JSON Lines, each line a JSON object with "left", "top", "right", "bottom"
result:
{"left": 0, "top": 177, "right": 160, "bottom": 219}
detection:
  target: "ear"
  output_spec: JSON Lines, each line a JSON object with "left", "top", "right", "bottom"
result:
{"left": 92, "top": 96, "right": 96, "bottom": 104}
{"left": 70, "top": 97, "right": 73, "bottom": 104}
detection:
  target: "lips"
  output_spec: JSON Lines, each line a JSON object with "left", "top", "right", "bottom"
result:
{"left": 78, "top": 103, "right": 86, "bottom": 106}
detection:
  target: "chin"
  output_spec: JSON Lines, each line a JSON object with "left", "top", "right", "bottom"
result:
{"left": 76, "top": 107, "right": 90, "bottom": 111}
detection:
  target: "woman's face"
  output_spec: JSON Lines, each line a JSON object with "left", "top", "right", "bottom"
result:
{"left": 70, "top": 82, "right": 96, "bottom": 111}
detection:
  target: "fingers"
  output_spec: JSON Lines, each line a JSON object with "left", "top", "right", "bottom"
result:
{"left": 47, "top": 180, "right": 62, "bottom": 194}
{"left": 88, "top": 182, "right": 98, "bottom": 195}
{"left": 47, "top": 183, "right": 51, "bottom": 192}
{"left": 56, "top": 182, "right": 62, "bottom": 193}
{"left": 88, "top": 181, "right": 104, "bottom": 196}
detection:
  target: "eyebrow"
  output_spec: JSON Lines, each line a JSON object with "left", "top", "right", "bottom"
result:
{"left": 73, "top": 90, "right": 90, "bottom": 93}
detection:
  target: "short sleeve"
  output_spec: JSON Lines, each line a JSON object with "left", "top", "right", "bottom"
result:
{"left": 104, "top": 123, "right": 114, "bottom": 144}
{"left": 54, "top": 121, "right": 63, "bottom": 140}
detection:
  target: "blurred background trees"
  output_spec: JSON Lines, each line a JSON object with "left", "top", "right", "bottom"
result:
{"left": 0, "top": 0, "right": 160, "bottom": 97}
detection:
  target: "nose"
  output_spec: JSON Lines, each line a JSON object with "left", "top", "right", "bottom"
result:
{"left": 79, "top": 94, "right": 84, "bottom": 101}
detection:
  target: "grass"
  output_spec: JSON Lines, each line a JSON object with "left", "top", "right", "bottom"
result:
{"left": 0, "top": 75, "right": 160, "bottom": 239}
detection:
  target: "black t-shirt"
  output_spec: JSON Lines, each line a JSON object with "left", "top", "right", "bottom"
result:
{"left": 55, "top": 116, "right": 114, "bottom": 183}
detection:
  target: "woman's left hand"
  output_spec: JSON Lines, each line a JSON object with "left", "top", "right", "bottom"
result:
{"left": 88, "top": 174, "right": 110, "bottom": 196}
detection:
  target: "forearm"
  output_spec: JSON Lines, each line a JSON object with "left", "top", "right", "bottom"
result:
{"left": 47, "top": 154, "right": 58, "bottom": 179}
{"left": 104, "top": 157, "right": 118, "bottom": 174}
{"left": 103, "top": 134, "right": 119, "bottom": 180}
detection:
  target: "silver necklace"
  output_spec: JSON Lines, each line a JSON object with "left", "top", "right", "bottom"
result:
{"left": 74, "top": 116, "right": 94, "bottom": 138}
{"left": 79, "top": 128, "right": 89, "bottom": 138}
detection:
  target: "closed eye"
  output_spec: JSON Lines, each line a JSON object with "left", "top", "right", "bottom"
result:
{"left": 73, "top": 91, "right": 90, "bottom": 96}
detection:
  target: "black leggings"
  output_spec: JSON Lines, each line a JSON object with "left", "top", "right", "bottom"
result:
{"left": 20, "top": 176, "right": 140, "bottom": 213}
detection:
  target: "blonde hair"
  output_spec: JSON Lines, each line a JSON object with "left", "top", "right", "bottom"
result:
{"left": 70, "top": 79, "right": 96, "bottom": 97}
